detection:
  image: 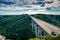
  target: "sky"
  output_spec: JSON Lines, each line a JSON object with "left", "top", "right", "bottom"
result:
{"left": 0, "top": 0, "right": 60, "bottom": 15}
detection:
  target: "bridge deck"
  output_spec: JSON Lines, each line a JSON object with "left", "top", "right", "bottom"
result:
{"left": 30, "top": 16, "right": 60, "bottom": 36}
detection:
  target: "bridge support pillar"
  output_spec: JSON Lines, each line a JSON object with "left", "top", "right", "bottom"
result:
{"left": 31, "top": 20, "right": 47, "bottom": 37}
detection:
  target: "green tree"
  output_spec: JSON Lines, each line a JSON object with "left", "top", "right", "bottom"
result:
{"left": 0, "top": 14, "right": 35, "bottom": 40}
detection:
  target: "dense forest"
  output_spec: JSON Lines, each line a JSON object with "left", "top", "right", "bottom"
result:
{"left": 32, "top": 14, "right": 60, "bottom": 27}
{"left": 0, "top": 14, "right": 60, "bottom": 40}
{"left": 0, "top": 14, "right": 35, "bottom": 40}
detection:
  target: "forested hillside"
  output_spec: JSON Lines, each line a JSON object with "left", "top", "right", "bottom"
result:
{"left": 0, "top": 14, "right": 60, "bottom": 40}
{"left": 32, "top": 14, "right": 60, "bottom": 27}
{"left": 0, "top": 14, "right": 35, "bottom": 40}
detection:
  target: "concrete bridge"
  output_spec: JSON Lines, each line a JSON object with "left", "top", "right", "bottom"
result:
{"left": 30, "top": 16, "right": 60, "bottom": 37}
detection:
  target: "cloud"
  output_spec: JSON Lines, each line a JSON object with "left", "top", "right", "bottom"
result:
{"left": 0, "top": 0, "right": 60, "bottom": 15}
{"left": 0, "top": 9, "right": 60, "bottom": 15}
{"left": 0, "top": 0, "right": 34, "bottom": 5}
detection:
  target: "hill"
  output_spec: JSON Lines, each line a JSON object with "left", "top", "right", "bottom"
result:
{"left": 32, "top": 14, "right": 60, "bottom": 27}
{"left": 0, "top": 14, "right": 35, "bottom": 40}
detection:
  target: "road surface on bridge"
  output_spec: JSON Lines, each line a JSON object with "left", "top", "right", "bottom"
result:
{"left": 30, "top": 16, "right": 60, "bottom": 36}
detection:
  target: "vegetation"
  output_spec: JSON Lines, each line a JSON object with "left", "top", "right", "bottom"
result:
{"left": 0, "top": 14, "right": 60, "bottom": 40}
{"left": 32, "top": 14, "right": 60, "bottom": 27}
{"left": 0, "top": 14, "right": 35, "bottom": 40}
{"left": 28, "top": 38, "right": 40, "bottom": 40}
{"left": 28, "top": 35, "right": 60, "bottom": 40}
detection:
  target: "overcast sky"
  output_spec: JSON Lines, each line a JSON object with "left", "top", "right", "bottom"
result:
{"left": 0, "top": 0, "right": 36, "bottom": 5}
{"left": 0, "top": 0, "right": 60, "bottom": 15}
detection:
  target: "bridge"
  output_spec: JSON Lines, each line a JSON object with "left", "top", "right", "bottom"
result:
{"left": 30, "top": 16, "right": 60, "bottom": 37}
